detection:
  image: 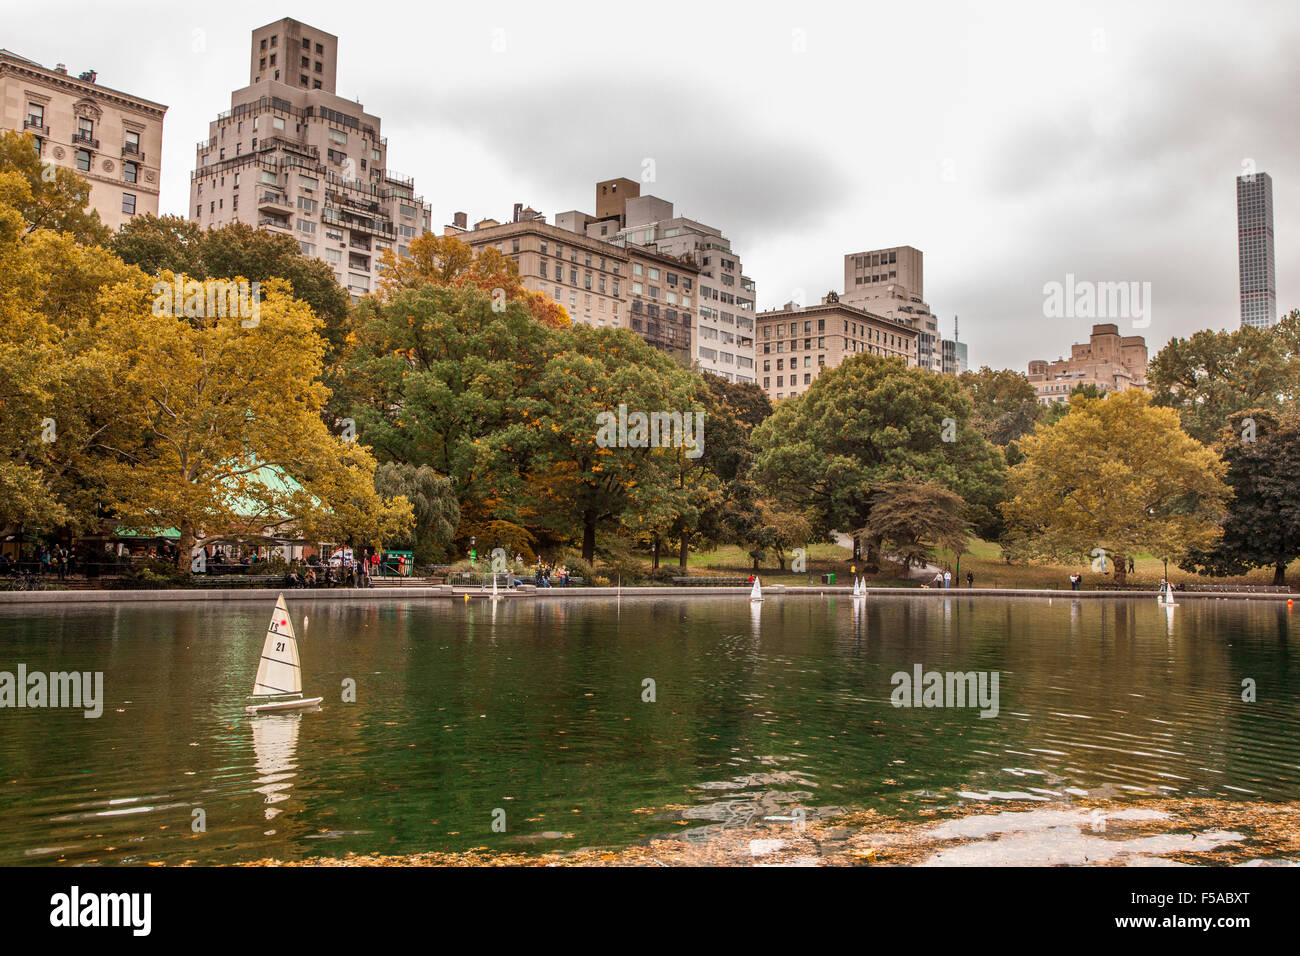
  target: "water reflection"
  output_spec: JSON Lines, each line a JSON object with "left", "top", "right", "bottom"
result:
{"left": 251, "top": 715, "right": 301, "bottom": 820}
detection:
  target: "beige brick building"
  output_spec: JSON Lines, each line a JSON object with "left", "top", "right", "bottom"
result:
{"left": 0, "top": 49, "right": 166, "bottom": 231}
{"left": 1027, "top": 323, "right": 1148, "bottom": 404}
{"left": 189, "top": 19, "right": 430, "bottom": 298}
{"left": 756, "top": 293, "right": 919, "bottom": 401}
{"left": 841, "top": 245, "right": 943, "bottom": 372}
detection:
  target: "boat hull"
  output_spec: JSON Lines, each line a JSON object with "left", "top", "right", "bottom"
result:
{"left": 246, "top": 696, "right": 324, "bottom": 715}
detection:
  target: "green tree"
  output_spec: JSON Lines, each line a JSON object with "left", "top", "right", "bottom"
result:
{"left": 752, "top": 354, "right": 1005, "bottom": 569}
{"left": 1180, "top": 410, "right": 1300, "bottom": 585}
{"left": 373, "top": 462, "right": 460, "bottom": 563}
{"left": 1148, "top": 311, "right": 1300, "bottom": 444}
{"left": 959, "top": 366, "right": 1043, "bottom": 446}
{"left": 1002, "top": 389, "right": 1230, "bottom": 585}
{"left": 858, "top": 481, "right": 970, "bottom": 573}
{"left": 0, "top": 130, "right": 111, "bottom": 245}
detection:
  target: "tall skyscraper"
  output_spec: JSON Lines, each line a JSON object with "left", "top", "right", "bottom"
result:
{"left": 1237, "top": 171, "right": 1276, "bottom": 329}
{"left": 840, "top": 245, "right": 942, "bottom": 372}
{"left": 189, "top": 19, "right": 430, "bottom": 299}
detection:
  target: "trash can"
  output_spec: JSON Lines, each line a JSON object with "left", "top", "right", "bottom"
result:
{"left": 822, "top": 573, "right": 835, "bottom": 584}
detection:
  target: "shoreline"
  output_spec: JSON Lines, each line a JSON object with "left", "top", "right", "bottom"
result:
{"left": 230, "top": 796, "right": 1300, "bottom": 867}
{"left": 0, "top": 584, "right": 1294, "bottom": 606}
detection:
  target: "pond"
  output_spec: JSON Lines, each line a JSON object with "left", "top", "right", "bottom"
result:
{"left": 0, "top": 594, "right": 1295, "bottom": 864}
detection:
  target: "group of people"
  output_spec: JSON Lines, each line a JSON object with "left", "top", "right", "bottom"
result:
{"left": 532, "top": 559, "right": 573, "bottom": 588}
{"left": 1, "top": 545, "right": 74, "bottom": 579}
{"left": 927, "top": 568, "right": 974, "bottom": 588}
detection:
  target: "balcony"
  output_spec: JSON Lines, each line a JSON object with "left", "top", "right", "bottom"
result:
{"left": 73, "top": 130, "right": 99, "bottom": 150}
{"left": 121, "top": 142, "right": 145, "bottom": 162}
{"left": 322, "top": 204, "right": 394, "bottom": 238}
{"left": 258, "top": 216, "right": 292, "bottom": 233}
{"left": 258, "top": 190, "right": 293, "bottom": 213}
{"left": 24, "top": 118, "right": 49, "bottom": 136}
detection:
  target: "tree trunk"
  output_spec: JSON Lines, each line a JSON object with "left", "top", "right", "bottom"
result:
{"left": 582, "top": 518, "right": 596, "bottom": 564}
{"left": 865, "top": 535, "right": 882, "bottom": 572}
{"left": 752, "top": 552, "right": 760, "bottom": 573}
{"left": 679, "top": 535, "right": 688, "bottom": 571}
{"left": 777, "top": 552, "right": 786, "bottom": 571}
{"left": 177, "top": 524, "right": 195, "bottom": 571}
{"left": 1114, "top": 553, "right": 1127, "bottom": 586}
{"left": 1274, "top": 562, "right": 1288, "bottom": 587}
{"left": 651, "top": 533, "right": 660, "bottom": 571}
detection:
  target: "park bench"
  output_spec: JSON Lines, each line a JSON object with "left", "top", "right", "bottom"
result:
{"left": 670, "top": 576, "right": 752, "bottom": 586}
{"left": 1182, "top": 584, "right": 1291, "bottom": 594}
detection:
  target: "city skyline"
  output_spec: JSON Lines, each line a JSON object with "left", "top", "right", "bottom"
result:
{"left": 3, "top": 0, "right": 1296, "bottom": 372}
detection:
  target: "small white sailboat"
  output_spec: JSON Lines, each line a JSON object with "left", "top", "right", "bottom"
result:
{"left": 749, "top": 577, "right": 763, "bottom": 602}
{"left": 1157, "top": 580, "right": 1178, "bottom": 607}
{"left": 853, "top": 576, "right": 866, "bottom": 599}
{"left": 246, "top": 593, "right": 324, "bottom": 715}
{"left": 491, "top": 571, "right": 499, "bottom": 599}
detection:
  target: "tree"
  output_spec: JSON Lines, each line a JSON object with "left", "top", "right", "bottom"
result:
{"left": 958, "top": 366, "right": 1043, "bottom": 446}
{"left": 0, "top": 130, "right": 112, "bottom": 245}
{"left": 376, "top": 232, "right": 570, "bottom": 329}
{"left": 857, "top": 482, "right": 970, "bottom": 573}
{"left": 100, "top": 277, "right": 411, "bottom": 567}
{"left": 748, "top": 505, "right": 812, "bottom": 572}
{"left": 111, "top": 217, "right": 351, "bottom": 355}
{"left": 1002, "top": 389, "right": 1230, "bottom": 585}
{"left": 373, "top": 463, "right": 460, "bottom": 563}
{"left": 1148, "top": 311, "right": 1300, "bottom": 444}
{"left": 1181, "top": 410, "right": 1300, "bottom": 585}
{"left": 751, "top": 354, "right": 1005, "bottom": 569}
{"left": 1043, "top": 382, "right": 1103, "bottom": 425}
{"left": 0, "top": 176, "right": 148, "bottom": 532}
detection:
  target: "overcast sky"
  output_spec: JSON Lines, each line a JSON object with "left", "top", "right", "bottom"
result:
{"left": 8, "top": 0, "right": 1296, "bottom": 370}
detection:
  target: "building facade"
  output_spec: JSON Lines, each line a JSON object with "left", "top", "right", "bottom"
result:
{"left": 188, "top": 19, "right": 430, "bottom": 298}
{"left": 1237, "top": 171, "right": 1277, "bottom": 330}
{"left": 1, "top": 49, "right": 166, "bottom": 230}
{"left": 840, "top": 245, "right": 942, "bottom": 372}
{"left": 1026, "top": 323, "right": 1148, "bottom": 404}
{"left": 581, "top": 179, "right": 757, "bottom": 383}
{"left": 755, "top": 294, "right": 919, "bottom": 401}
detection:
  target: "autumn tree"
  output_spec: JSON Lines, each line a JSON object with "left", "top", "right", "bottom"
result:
{"left": 959, "top": 366, "right": 1043, "bottom": 446}
{"left": 100, "top": 277, "right": 411, "bottom": 567}
{"left": 1002, "top": 389, "right": 1230, "bottom": 585}
{"left": 373, "top": 463, "right": 460, "bottom": 563}
{"left": 0, "top": 130, "right": 111, "bottom": 245}
{"left": 376, "top": 232, "right": 570, "bottom": 329}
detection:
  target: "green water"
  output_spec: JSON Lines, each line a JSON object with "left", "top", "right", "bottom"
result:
{"left": 0, "top": 595, "right": 1296, "bottom": 864}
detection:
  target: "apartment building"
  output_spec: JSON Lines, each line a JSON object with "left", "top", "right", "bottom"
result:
{"left": 1, "top": 49, "right": 166, "bottom": 230}
{"left": 1027, "top": 323, "right": 1148, "bottom": 404}
{"left": 756, "top": 293, "right": 919, "bottom": 401}
{"left": 840, "top": 246, "right": 943, "bottom": 372}
{"left": 188, "top": 19, "right": 430, "bottom": 298}
{"left": 575, "top": 178, "right": 757, "bottom": 384}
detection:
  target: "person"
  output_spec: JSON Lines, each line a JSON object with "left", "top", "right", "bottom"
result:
{"left": 1071, "top": 573, "right": 1081, "bottom": 591}
{"left": 748, "top": 573, "right": 755, "bottom": 583}
{"left": 966, "top": 570, "right": 974, "bottom": 588}
{"left": 1129, "top": 556, "right": 1135, "bottom": 573}
{"left": 943, "top": 569, "right": 952, "bottom": 589}
{"left": 932, "top": 571, "right": 943, "bottom": 587}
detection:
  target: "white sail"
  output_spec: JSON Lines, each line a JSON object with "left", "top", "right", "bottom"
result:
{"left": 252, "top": 594, "right": 302, "bottom": 698}
{"left": 750, "top": 577, "right": 762, "bottom": 601}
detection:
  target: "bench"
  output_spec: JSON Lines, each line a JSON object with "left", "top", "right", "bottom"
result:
{"left": 671, "top": 576, "right": 752, "bottom": 586}
{"left": 1183, "top": 584, "right": 1291, "bottom": 593}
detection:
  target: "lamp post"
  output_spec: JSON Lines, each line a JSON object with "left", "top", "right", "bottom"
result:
{"left": 469, "top": 535, "right": 476, "bottom": 569}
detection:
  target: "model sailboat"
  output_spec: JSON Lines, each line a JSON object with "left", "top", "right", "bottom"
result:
{"left": 749, "top": 577, "right": 763, "bottom": 602}
{"left": 1157, "top": 580, "right": 1177, "bottom": 607}
{"left": 853, "top": 576, "right": 866, "bottom": 599}
{"left": 246, "top": 593, "right": 324, "bottom": 715}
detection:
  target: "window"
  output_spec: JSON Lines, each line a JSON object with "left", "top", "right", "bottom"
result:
{"left": 76, "top": 149, "right": 91, "bottom": 171}
{"left": 297, "top": 219, "right": 316, "bottom": 234}
{"left": 634, "top": 263, "right": 643, "bottom": 276}
{"left": 301, "top": 56, "right": 309, "bottom": 68}
{"left": 297, "top": 196, "right": 317, "bottom": 213}
{"left": 300, "top": 241, "right": 316, "bottom": 256}
{"left": 123, "top": 162, "right": 138, "bottom": 183}
{"left": 121, "top": 192, "right": 136, "bottom": 215}
{"left": 316, "top": 42, "right": 324, "bottom": 54}
{"left": 78, "top": 117, "right": 94, "bottom": 140}
{"left": 27, "top": 103, "right": 44, "bottom": 127}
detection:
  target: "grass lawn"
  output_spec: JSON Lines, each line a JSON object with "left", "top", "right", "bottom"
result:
{"left": 625, "top": 539, "right": 1298, "bottom": 591}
